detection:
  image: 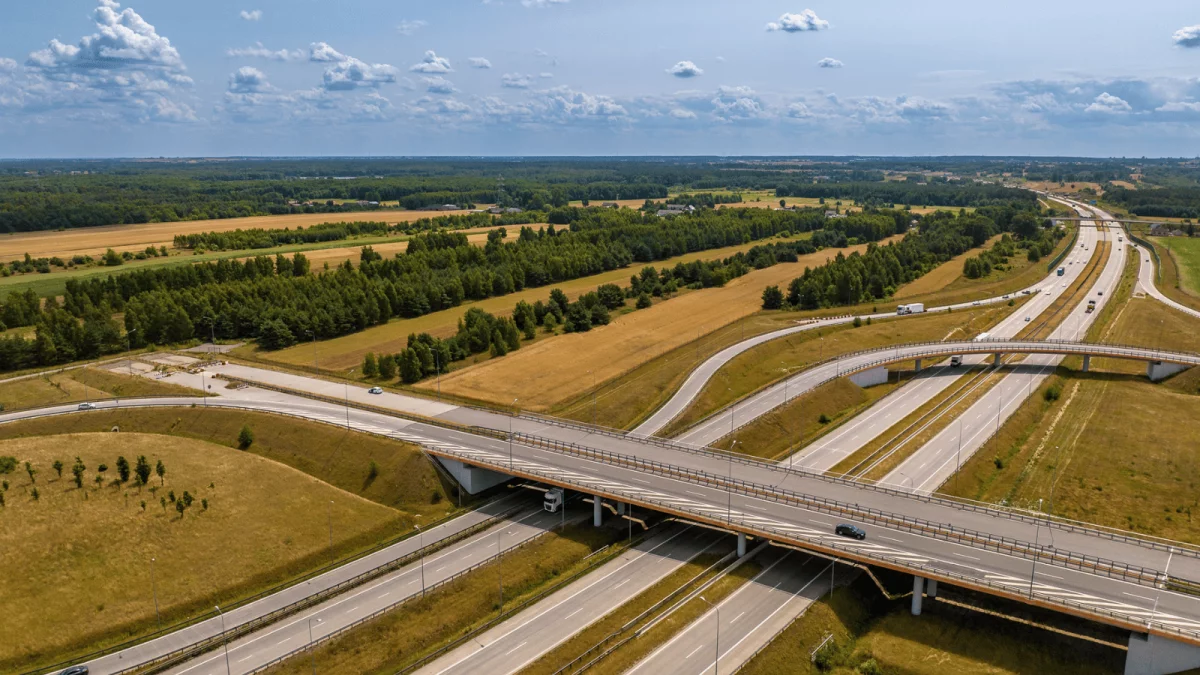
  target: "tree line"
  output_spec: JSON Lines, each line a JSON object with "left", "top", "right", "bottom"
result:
{"left": 773, "top": 182, "right": 1038, "bottom": 208}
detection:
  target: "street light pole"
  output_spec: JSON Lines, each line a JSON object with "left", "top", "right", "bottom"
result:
{"left": 308, "top": 330, "right": 318, "bottom": 375}
{"left": 308, "top": 616, "right": 321, "bottom": 675}
{"left": 215, "top": 605, "right": 232, "bottom": 675}
{"left": 700, "top": 596, "right": 720, "bottom": 675}
{"left": 416, "top": 521, "right": 426, "bottom": 596}
{"left": 727, "top": 440, "right": 737, "bottom": 523}
{"left": 509, "top": 398, "right": 519, "bottom": 469}
{"left": 497, "top": 529, "right": 504, "bottom": 611}
{"left": 1029, "top": 498, "right": 1043, "bottom": 598}
{"left": 327, "top": 500, "right": 333, "bottom": 548}
{"left": 955, "top": 418, "right": 963, "bottom": 492}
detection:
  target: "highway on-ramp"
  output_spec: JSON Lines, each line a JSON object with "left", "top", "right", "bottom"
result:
{"left": 1134, "top": 236, "right": 1200, "bottom": 320}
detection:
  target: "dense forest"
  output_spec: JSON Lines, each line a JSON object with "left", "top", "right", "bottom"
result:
{"left": 1104, "top": 186, "right": 1200, "bottom": 219}
{"left": 773, "top": 182, "right": 1038, "bottom": 208}
{"left": 767, "top": 207, "right": 1057, "bottom": 310}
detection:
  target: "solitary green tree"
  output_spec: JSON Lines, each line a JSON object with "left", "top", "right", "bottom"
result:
{"left": 155, "top": 460, "right": 166, "bottom": 486}
{"left": 24, "top": 462, "right": 36, "bottom": 485}
{"left": 31, "top": 487, "right": 39, "bottom": 501}
{"left": 134, "top": 456, "right": 152, "bottom": 486}
{"left": 52, "top": 460, "right": 64, "bottom": 479}
{"left": 176, "top": 500, "right": 185, "bottom": 518}
{"left": 363, "top": 352, "right": 378, "bottom": 378}
{"left": 71, "top": 457, "right": 86, "bottom": 489}
{"left": 238, "top": 425, "right": 254, "bottom": 449}
{"left": 116, "top": 456, "right": 130, "bottom": 483}
{"left": 160, "top": 496, "right": 167, "bottom": 511}
{"left": 761, "top": 285, "right": 784, "bottom": 310}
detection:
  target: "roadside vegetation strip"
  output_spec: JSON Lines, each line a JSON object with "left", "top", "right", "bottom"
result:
{"left": 577, "top": 558, "right": 765, "bottom": 675}
{"left": 710, "top": 377, "right": 900, "bottom": 461}
{"left": 520, "top": 547, "right": 735, "bottom": 675}
{"left": 0, "top": 363, "right": 199, "bottom": 412}
{"left": 257, "top": 521, "right": 635, "bottom": 675}
{"left": 3, "top": 432, "right": 408, "bottom": 674}
{"left": 1045, "top": 221, "right": 1080, "bottom": 273}
{"left": 1147, "top": 235, "right": 1200, "bottom": 313}
{"left": 660, "top": 302, "right": 1020, "bottom": 438}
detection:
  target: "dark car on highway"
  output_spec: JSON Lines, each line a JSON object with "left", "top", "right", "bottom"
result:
{"left": 835, "top": 524, "right": 866, "bottom": 540}
{"left": 59, "top": 667, "right": 88, "bottom": 675}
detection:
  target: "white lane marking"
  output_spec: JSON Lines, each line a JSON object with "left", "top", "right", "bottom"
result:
{"left": 730, "top": 611, "right": 746, "bottom": 624}
{"left": 952, "top": 553, "right": 980, "bottom": 561}
{"left": 685, "top": 644, "right": 704, "bottom": 659}
{"left": 879, "top": 536, "right": 902, "bottom": 543}
{"left": 1124, "top": 592, "right": 1156, "bottom": 603}
{"left": 809, "top": 519, "right": 834, "bottom": 527}
{"left": 505, "top": 640, "right": 529, "bottom": 656}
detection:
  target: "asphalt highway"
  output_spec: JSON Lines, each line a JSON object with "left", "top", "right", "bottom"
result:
{"left": 885, "top": 205, "right": 1128, "bottom": 493}
{"left": 627, "top": 549, "right": 833, "bottom": 675}
{"left": 158, "top": 506, "right": 562, "bottom": 675}
{"left": 795, "top": 223, "right": 1102, "bottom": 472}
{"left": 416, "top": 526, "right": 724, "bottom": 675}
{"left": 1135, "top": 237, "right": 1200, "bottom": 320}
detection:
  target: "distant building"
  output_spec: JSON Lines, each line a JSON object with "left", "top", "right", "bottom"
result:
{"left": 431, "top": 204, "right": 462, "bottom": 211}
{"left": 825, "top": 210, "right": 846, "bottom": 219}
{"left": 488, "top": 207, "right": 503, "bottom": 214}
{"left": 656, "top": 209, "right": 680, "bottom": 217}
{"left": 505, "top": 207, "right": 523, "bottom": 214}
{"left": 601, "top": 202, "right": 620, "bottom": 209}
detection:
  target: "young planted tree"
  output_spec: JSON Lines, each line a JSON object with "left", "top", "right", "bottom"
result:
{"left": 134, "top": 456, "right": 152, "bottom": 486}
{"left": 52, "top": 460, "right": 64, "bottom": 479}
{"left": 175, "top": 500, "right": 185, "bottom": 518}
{"left": 24, "top": 461, "right": 36, "bottom": 485}
{"left": 182, "top": 491, "right": 194, "bottom": 507}
{"left": 238, "top": 425, "right": 254, "bottom": 449}
{"left": 116, "top": 456, "right": 130, "bottom": 483}
{"left": 378, "top": 354, "right": 397, "bottom": 380}
{"left": 31, "top": 487, "right": 39, "bottom": 501}
{"left": 71, "top": 457, "right": 86, "bottom": 489}
{"left": 155, "top": 460, "right": 166, "bottom": 486}
{"left": 362, "top": 352, "right": 378, "bottom": 378}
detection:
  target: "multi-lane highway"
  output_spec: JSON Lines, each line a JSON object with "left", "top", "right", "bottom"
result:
{"left": 885, "top": 208, "right": 1128, "bottom": 493}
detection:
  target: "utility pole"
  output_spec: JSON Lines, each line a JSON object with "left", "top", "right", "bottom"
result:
{"left": 308, "top": 616, "right": 321, "bottom": 675}
{"left": 215, "top": 605, "right": 232, "bottom": 675}
{"left": 416, "top": 520, "right": 425, "bottom": 596}
{"left": 509, "top": 398, "right": 518, "bottom": 469}
{"left": 151, "top": 557, "right": 160, "bottom": 629}
{"left": 700, "top": 596, "right": 720, "bottom": 675}
{"left": 727, "top": 440, "right": 737, "bottom": 522}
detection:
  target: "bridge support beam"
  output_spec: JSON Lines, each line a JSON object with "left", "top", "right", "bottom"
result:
{"left": 849, "top": 366, "right": 888, "bottom": 388}
{"left": 1125, "top": 632, "right": 1200, "bottom": 675}
{"left": 1147, "top": 361, "right": 1188, "bottom": 382}
{"left": 593, "top": 496, "right": 603, "bottom": 527}
{"left": 926, "top": 579, "right": 938, "bottom": 598}
{"left": 431, "top": 456, "right": 511, "bottom": 495}
{"left": 911, "top": 576, "right": 925, "bottom": 616}
{"left": 737, "top": 532, "right": 748, "bottom": 558}
{"left": 914, "top": 359, "right": 922, "bottom": 373}
{"left": 994, "top": 353, "right": 1002, "bottom": 367}
{"left": 1083, "top": 355, "right": 1091, "bottom": 372}
{"left": 617, "top": 502, "right": 626, "bottom": 516}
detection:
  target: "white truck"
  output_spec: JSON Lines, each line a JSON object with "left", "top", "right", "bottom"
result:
{"left": 544, "top": 487, "right": 565, "bottom": 513}
{"left": 896, "top": 303, "right": 925, "bottom": 316}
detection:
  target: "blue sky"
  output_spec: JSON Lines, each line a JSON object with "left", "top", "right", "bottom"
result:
{"left": 2, "top": 0, "right": 1200, "bottom": 158}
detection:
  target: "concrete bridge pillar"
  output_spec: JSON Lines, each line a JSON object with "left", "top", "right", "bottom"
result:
{"left": 1125, "top": 632, "right": 1200, "bottom": 675}
{"left": 914, "top": 359, "right": 922, "bottom": 372}
{"left": 926, "top": 579, "right": 938, "bottom": 598}
{"left": 911, "top": 576, "right": 925, "bottom": 615}
{"left": 1147, "top": 361, "right": 1189, "bottom": 382}
{"left": 1083, "top": 355, "right": 1091, "bottom": 372}
{"left": 593, "top": 496, "right": 603, "bottom": 527}
{"left": 617, "top": 502, "right": 626, "bottom": 516}
{"left": 737, "top": 532, "right": 747, "bottom": 558}
{"left": 994, "top": 353, "right": 1002, "bottom": 367}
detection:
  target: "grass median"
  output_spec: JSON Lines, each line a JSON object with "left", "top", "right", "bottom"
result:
{"left": 518, "top": 546, "right": 733, "bottom": 675}
{"left": 0, "top": 364, "right": 198, "bottom": 411}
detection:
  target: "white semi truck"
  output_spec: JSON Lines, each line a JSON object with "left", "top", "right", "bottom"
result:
{"left": 896, "top": 303, "right": 925, "bottom": 316}
{"left": 544, "top": 487, "right": 565, "bottom": 513}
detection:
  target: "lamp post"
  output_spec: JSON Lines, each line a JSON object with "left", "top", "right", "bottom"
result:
{"left": 307, "top": 330, "right": 318, "bottom": 374}
{"left": 343, "top": 369, "right": 354, "bottom": 430}
{"left": 308, "top": 616, "right": 322, "bottom": 675}
{"left": 497, "top": 529, "right": 504, "bottom": 611}
{"left": 151, "top": 557, "right": 160, "bottom": 629}
{"left": 727, "top": 440, "right": 737, "bottom": 523}
{"left": 509, "top": 398, "right": 519, "bottom": 469}
{"left": 327, "top": 500, "right": 333, "bottom": 548}
{"left": 1028, "top": 498, "right": 1044, "bottom": 598}
{"left": 416, "top": 520, "right": 426, "bottom": 596}
{"left": 126, "top": 328, "right": 137, "bottom": 377}
{"left": 215, "top": 604, "right": 232, "bottom": 675}
{"left": 699, "top": 596, "right": 720, "bottom": 675}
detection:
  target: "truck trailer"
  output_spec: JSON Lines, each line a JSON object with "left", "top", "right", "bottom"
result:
{"left": 896, "top": 303, "right": 925, "bottom": 315}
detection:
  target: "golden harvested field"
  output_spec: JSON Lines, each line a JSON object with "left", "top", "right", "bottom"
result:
{"left": 260, "top": 234, "right": 815, "bottom": 371}
{"left": 0, "top": 210, "right": 488, "bottom": 262}
{"left": 1024, "top": 180, "right": 1105, "bottom": 196}
{"left": 278, "top": 231, "right": 494, "bottom": 270}
{"left": 0, "top": 432, "right": 401, "bottom": 669}
{"left": 418, "top": 239, "right": 895, "bottom": 410}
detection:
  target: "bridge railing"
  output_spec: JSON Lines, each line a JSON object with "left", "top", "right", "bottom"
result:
{"left": 432, "top": 442, "right": 1200, "bottom": 644}
{"left": 507, "top": 431, "right": 1174, "bottom": 588}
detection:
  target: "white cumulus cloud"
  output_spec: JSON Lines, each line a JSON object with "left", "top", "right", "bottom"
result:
{"left": 410, "top": 50, "right": 452, "bottom": 73}
{"left": 669, "top": 108, "right": 696, "bottom": 119}
{"left": 309, "top": 42, "right": 398, "bottom": 90}
{"left": 240, "top": 9, "right": 262, "bottom": 21}
{"left": 468, "top": 57, "right": 493, "bottom": 69}
{"left": 1174, "top": 25, "right": 1200, "bottom": 48}
{"left": 522, "top": 0, "right": 568, "bottom": 7}
{"left": 501, "top": 73, "right": 533, "bottom": 89}
{"left": 397, "top": 19, "right": 428, "bottom": 36}
{"left": 667, "top": 61, "right": 704, "bottom": 78}
{"left": 766, "top": 10, "right": 829, "bottom": 33}
{"left": 228, "top": 66, "right": 269, "bottom": 93}
{"left": 422, "top": 76, "right": 457, "bottom": 94}
{"left": 227, "top": 43, "right": 304, "bottom": 62}
{"left": 1085, "top": 92, "right": 1132, "bottom": 114}
{"left": 817, "top": 58, "right": 843, "bottom": 69}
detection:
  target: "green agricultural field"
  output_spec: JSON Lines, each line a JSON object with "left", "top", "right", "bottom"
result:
{"left": 1155, "top": 235, "right": 1200, "bottom": 297}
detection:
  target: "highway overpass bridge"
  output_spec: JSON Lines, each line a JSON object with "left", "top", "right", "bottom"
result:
{"left": 831, "top": 338, "right": 1200, "bottom": 384}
